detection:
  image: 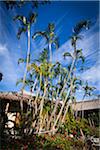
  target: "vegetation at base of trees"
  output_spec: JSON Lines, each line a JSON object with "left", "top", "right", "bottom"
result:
{"left": 1, "top": 120, "right": 99, "bottom": 150}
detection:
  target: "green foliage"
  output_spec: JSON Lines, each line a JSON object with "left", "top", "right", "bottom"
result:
{"left": 73, "top": 20, "right": 91, "bottom": 34}
{"left": 43, "top": 134, "right": 71, "bottom": 150}
{"left": 8, "top": 1, "right": 97, "bottom": 139}
{"left": 63, "top": 52, "right": 72, "bottom": 59}
{"left": 14, "top": 12, "right": 37, "bottom": 39}
{"left": 18, "top": 58, "right": 25, "bottom": 64}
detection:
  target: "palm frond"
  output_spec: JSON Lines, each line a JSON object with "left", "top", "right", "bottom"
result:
{"left": 18, "top": 58, "right": 25, "bottom": 64}
{"left": 53, "top": 37, "right": 59, "bottom": 49}
{"left": 73, "top": 20, "right": 91, "bottom": 34}
{"left": 63, "top": 52, "right": 72, "bottom": 59}
{"left": 32, "top": 31, "right": 48, "bottom": 41}
{"left": 17, "top": 27, "right": 27, "bottom": 39}
{"left": 76, "top": 49, "right": 85, "bottom": 63}
{"left": 13, "top": 15, "right": 27, "bottom": 25}
{"left": 48, "top": 23, "right": 55, "bottom": 32}
{"left": 16, "top": 78, "right": 23, "bottom": 86}
{"left": 29, "top": 12, "right": 37, "bottom": 24}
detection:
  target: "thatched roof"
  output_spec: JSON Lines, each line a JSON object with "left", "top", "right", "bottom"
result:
{"left": 0, "top": 92, "right": 33, "bottom": 112}
{"left": 0, "top": 92, "right": 33, "bottom": 102}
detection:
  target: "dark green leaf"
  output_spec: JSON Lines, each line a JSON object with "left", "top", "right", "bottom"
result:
{"left": 63, "top": 52, "right": 72, "bottom": 59}
{"left": 18, "top": 58, "right": 25, "bottom": 64}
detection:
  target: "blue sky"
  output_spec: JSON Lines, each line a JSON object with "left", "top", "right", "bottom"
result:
{"left": 0, "top": 1, "right": 99, "bottom": 100}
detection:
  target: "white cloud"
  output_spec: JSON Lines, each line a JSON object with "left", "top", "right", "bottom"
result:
{"left": 52, "top": 20, "right": 99, "bottom": 101}
{"left": 0, "top": 44, "right": 8, "bottom": 55}
{"left": 81, "top": 65, "right": 100, "bottom": 81}
{"left": 80, "top": 63, "right": 100, "bottom": 90}
{"left": 0, "top": 44, "right": 18, "bottom": 85}
{"left": 53, "top": 20, "right": 99, "bottom": 66}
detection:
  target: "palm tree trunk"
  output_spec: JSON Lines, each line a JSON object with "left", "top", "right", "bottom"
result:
{"left": 47, "top": 99, "right": 59, "bottom": 130}
{"left": 47, "top": 75, "right": 61, "bottom": 129}
{"left": 49, "top": 59, "right": 76, "bottom": 129}
{"left": 39, "top": 79, "right": 47, "bottom": 132}
{"left": 62, "top": 78, "right": 74, "bottom": 123}
{"left": 52, "top": 58, "right": 76, "bottom": 129}
{"left": 20, "top": 25, "right": 31, "bottom": 112}
{"left": 81, "top": 94, "right": 85, "bottom": 118}
{"left": 62, "top": 102, "right": 70, "bottom": 123}
{"left": 32, "top": 78, "right": 38, "bottom": 93}
{"left": 34, "top": 74, "right": 42, "bottom": 116}
{"left": 49, "top": 43, "right": 52, "bottom": 63}
{"left": 59, "top": 59, "right": 75, "bottom": 98}
{"left": 22, "top": 25, "right": 31, "bottom": 92}
{"left": 52, "top": 87, "right": 71, "bottom": 131}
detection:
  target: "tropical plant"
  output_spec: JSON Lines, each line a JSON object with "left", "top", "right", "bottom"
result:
{"left": 81, "top": 81, "right": 96, "bottom": 118}
{"left": 14, "top": 12, "right": 37, "bottom": 112}
{"left": 14, "top": 18, "right": 95, "bottom": 136}
{"left": 51, "top": 20, "right": 91, "bottom": 132}
{"left": 14, "top": 12, "right": 37, "bottom": 93}
{"left": 32, "top": 23, "right": 59, "bottom": 63}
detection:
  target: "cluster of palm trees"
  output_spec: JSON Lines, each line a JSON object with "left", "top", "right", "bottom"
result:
{"left": 14, "top": 11, "right": 96, "bottom": 135}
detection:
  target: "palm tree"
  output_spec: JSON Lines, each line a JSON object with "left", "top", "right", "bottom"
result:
{"left": 28, "top": 60, "right": 52, "bottom": 131}
{"left": 14, "top": 13, "right": 37, "bottom": 92}
{"left": 81, "top": 82, "right": 96, "bottom": 118}
{"left": 14, "top": 12, "right": 37, "bottom": 111}
{"left": 52, "top": 20, "right": 91, "bottom": 132}
{"left": 47, "top": 63, "right": 68, "bottom": 129}
{"left": 32, "top": 23, "right": 59, "bottom": 63}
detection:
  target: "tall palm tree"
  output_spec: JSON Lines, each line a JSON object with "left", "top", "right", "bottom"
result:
{"left": 52, "top": 20, "right": 91, "bottom": 132}
{"left": 14, "top": 12, "right": 37, "bottom": 111}
{"left": 14, "top": 13, "right": 37, "bottom": 93}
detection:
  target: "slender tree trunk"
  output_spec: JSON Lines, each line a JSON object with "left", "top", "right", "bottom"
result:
{"left": 52, "top": 87, "right": 71, "bottom": 130}
{"left": 21, "top": 25, "right": 31, "bottom": 92}
{"left": 59, "top": 59, "right": 75, "bottom": 98}
{"left": 32, "top": 78, "right": 38, "bottom": 93}
{"left": 56, "top": 75, "right": 61, "bottom": 99}
{"left": 51, "top": 41, "right": 77, "bottom": 130}
{"left": 39, "top": 79, "right": 47, "bottom": 132}
{"left": 47, "top": 75, "right": 61, "bottom": 129}
{"left": 20, "top": 25, "right": 31, "bottom": 112}
{"left": 49, "top": 59, "right": 76, "bottom": 129}
{"left": 49, "top": 43, "right": 52, "bottom": 63}
{"left": 34, "top": 74, "right": 42, "bottom": 116}
{"left": 62, "top": 77, "right": 74, "bottom": 123}
{"left": 47, "top": 99, "right": 59, "bottom": 130}
{"left": 62, "top": 102, "right": 70, "bottom": 123}
{"left": 81, "top": 94, "right": 85, "bottom": 118}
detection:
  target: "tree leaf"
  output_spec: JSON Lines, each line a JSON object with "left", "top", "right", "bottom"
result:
{"left": 16, "top": 78, "right": 23, "bottom": 86}
{"left": 63, "top": 52, "right": 72, "bottom": 59}
{"left": 73, "top": 20, "right": 91, "bottom": 34}
{"left": 18, "top": 58, "right": 25, "bottom": 64}
{"left": 29, "top": 12, "right": 37, "bottom": 24}
{"left": 17, "top": 27, "right": 27, "bottom": 39}
{"left": 32, "top": 31, "right": 48, "bottom": 41}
